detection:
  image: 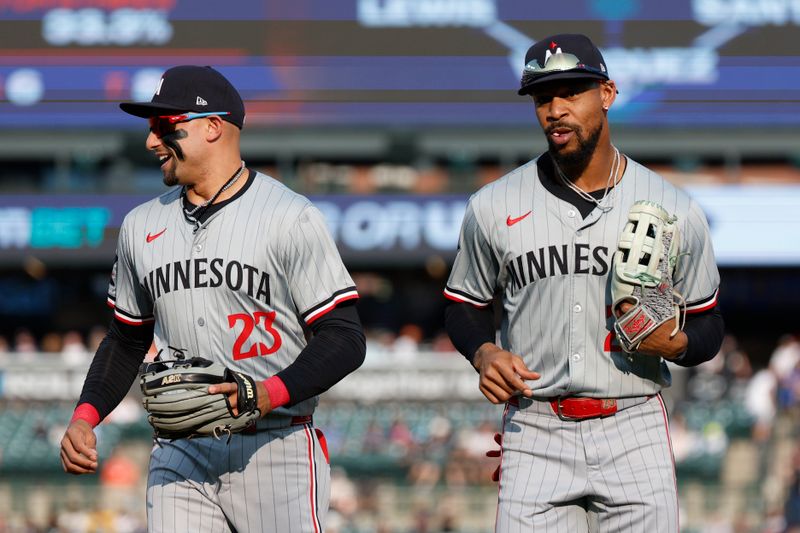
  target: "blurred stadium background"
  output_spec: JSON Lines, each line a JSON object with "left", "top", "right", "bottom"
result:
{"left": 1, "top": 1, "right": 800, "bottom": 532}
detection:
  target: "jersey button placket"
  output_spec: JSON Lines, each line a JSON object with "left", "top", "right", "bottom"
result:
{"left": 565, "top": 204, "right": 586, "bottom": 386}
{"left": 568, "top": 280, "right": 587, "bottom": 384}
{"left": 190, "top": 233, "right": 208, "bottom": 333}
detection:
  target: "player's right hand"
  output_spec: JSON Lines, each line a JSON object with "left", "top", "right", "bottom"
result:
{"left": 473, "top": 343, "right": 540, "bottom": 404}
{"left": 617, "top": 302, "right": 688, "bottom": 360}
{"left": 60, "top": 419, "right": 98, "bottom": 475}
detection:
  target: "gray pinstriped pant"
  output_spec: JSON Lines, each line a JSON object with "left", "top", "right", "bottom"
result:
{"left": 146, "top": 422, "right": 330, "bottom": 533}
{"left": 496, "top": 395, "right": 679, "bottom": 532}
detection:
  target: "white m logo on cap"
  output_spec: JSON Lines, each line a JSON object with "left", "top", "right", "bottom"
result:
{"left": 544, "top": 47, "right": 563, "bottom": 64}
{"left": 196, "top": 96, "right": 208, "bottom": 106}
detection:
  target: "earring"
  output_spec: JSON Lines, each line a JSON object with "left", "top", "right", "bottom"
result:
{"left": 602, "top": 105, "right": 609, "bottom": 111}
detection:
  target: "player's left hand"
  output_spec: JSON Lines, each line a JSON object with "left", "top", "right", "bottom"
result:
{"left": 616, "top": 302, "right": 688, "bottom": 360}
{"left": 208, "top": 381, "right": 272, "bottom": 417}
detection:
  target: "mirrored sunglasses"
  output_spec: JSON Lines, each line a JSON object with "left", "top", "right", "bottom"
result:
{"left": 148, "top": 112, "right": 231, "bottom": 136}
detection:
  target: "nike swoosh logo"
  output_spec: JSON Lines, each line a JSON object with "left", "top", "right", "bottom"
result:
{"left": 146, "top": 228, "right": 167, "bottom": 243}
{"left": 506, "top": 211, "right": 532, "bottom": 226}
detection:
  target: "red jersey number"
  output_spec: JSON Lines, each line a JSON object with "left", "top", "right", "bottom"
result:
{"left": 228, "top": 311, "right": 282, "bottom": 360}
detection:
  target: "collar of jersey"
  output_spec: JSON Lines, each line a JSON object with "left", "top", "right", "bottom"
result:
{"left": 181, "top": 168, "right": 255, "bottom": 225}
{"left": 537, "top": 153, "right": 619, "bottom": 219}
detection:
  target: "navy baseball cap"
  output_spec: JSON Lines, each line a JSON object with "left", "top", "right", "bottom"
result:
{"left": 518, "top": 34, "right": 610, "bottom": 95}
{"left": 120, "top": 65, "right": 246, "bottom": 129}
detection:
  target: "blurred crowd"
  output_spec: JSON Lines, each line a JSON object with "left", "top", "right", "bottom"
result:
{"left": 323, "top": 415, "right": 501, "bottom": 533}
{"left": 672, "top": 333, "right": 800, "bottom": 450}
{"left": 0, "top": 322, "right": 461, "bottom": 366}
{"left": 0, "top": 443, "right": 148, "bottom": 533}
{"left": 0, "top": 327, "right": 106, "bottom": 366}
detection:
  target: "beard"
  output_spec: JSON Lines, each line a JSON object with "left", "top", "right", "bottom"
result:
{"left": 547, "top": 119, "right": 603, "bottom": 178}
{"left": 162, "top": 164, "right": 178, "bottom": 187}
{"left": 160, "top": 130, "right": 187, "bottom": 187}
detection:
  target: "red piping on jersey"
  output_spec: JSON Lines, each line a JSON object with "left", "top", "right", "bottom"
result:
{"left": 443, "top": 289, "right": 490, "bottom": 308}
{"left": 305, "top": 293, "right": 359, "bottom": 325}
{"left": 113, "top": 312, "right": 155, "bottom": 326}
{"left": 315, "top": 429, "right": 330, "bottom": 464}
{"left": 656, "top": 394, "right": 680, "bottom": 533}
{"left": 685, "top": 289, "right": 719, "bottom": 314}
{"left": 107, "top": 299, "right": 155, "bottom": 325}
{"left": 303, "top": 425, "right": 322, "bottom": 533}
{"left": 494, "top": 402, "right": 511, "bottom": 532}
{"left": 71, "top": 403, "right": 101, "bottom": 428}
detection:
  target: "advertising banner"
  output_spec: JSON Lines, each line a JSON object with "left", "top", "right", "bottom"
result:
{"left": 1, "top": 186, "right": 798, "bottom": 266}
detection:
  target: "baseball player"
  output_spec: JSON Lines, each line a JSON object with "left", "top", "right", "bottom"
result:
{"left": 59, "top": 65, "right": 366, "bottom": 533}
{"left": 444, "top": 34, "right": 724, "bottom": 532}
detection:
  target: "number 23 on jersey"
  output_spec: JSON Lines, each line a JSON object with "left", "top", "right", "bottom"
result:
{"left": 227, "top": 311, "right": 283, "bottom": 360}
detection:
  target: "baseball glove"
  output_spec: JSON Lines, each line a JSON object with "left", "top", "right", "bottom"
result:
{"left": 139, "top": 355, "right": 261, "bottom": 440}
{"left": 611, "top": 201, "right": 686, "bottom": 353}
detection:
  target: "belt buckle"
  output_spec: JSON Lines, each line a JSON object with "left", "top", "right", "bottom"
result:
{"left": 555, "top": 398, "right": 575, "bottom": 421}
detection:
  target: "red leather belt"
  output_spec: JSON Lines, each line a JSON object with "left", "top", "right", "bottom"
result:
{"left": 549, "top": 397, "right": 618, "bottom": 420}
{"left": 509, "top": 395, "right": 652, "bottom": 420}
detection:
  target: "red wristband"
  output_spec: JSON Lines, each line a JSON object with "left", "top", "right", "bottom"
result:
{"left": 263, "top": 376, "right": 290, "bottom": 410}
{"left": 70, "top": 403, "right": 101, "bottom": 428}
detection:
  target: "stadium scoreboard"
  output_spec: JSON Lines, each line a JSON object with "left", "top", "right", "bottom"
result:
{"left": 1, "top": 0, "right": 799, "bottom": 128}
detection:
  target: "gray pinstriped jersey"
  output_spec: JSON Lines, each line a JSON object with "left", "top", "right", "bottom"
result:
{"left": 445, "top": 156, "right": 720, "bottom": 398}
{"left": 108, "top": 171, "right": 358, "bottom": 418}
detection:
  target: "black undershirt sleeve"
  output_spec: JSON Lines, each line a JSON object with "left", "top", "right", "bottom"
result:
{"left": 276, "top": 302, "right": 366, "bottom": 407}
{"left": 444, "top": 300, "right": 724, "bottom": 369}
{"left": 444, "top": 302, "right": 495, "bottom": 366}
{"left": 670, "top": 305, "right": 725, "bottom": 367}
{"left": 77, "top": 319, "right": 154, "bottom": 421}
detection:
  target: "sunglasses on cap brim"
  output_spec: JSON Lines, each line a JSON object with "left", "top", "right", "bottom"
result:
{"left": 153, "top": 111, "right": 232, "bottom": 125}
{"left": 523, "top": 52, "right": 607, "bottom": 77}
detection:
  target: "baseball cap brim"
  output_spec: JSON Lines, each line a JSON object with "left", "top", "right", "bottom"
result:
{"left": 119, "top": 101, "right": 193, "bottom": 118}
{"left": 518, "top": 70, "right": 608, "bottom": 96}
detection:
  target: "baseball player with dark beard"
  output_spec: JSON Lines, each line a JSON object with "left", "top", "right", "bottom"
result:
{"left": 59, "top": 66, "right": 366, "bottom": 533}
{"left": 444, "top": 34, "right": 724, "bottom": 532}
